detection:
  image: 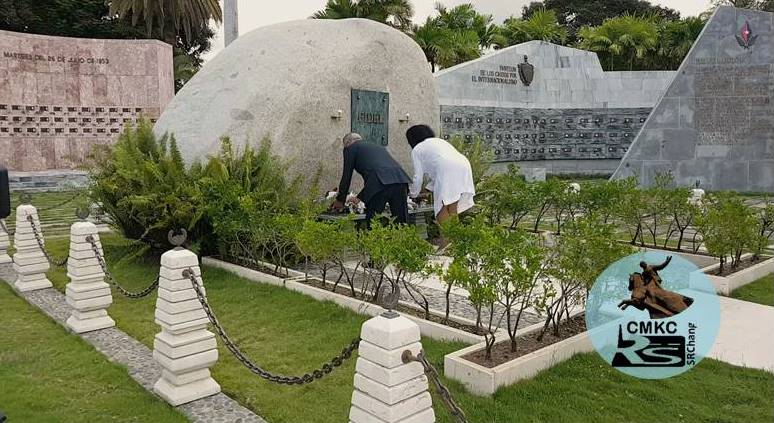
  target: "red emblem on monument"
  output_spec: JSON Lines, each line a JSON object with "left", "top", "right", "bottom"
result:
{"left": 736, "top": 20, "right": 758, "bottom": 49}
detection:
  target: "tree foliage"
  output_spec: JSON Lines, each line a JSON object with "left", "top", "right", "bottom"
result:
{"left": 501, "top": 8, "right": 568, "bottom": 46}
{"left": 312, "top": 0, "right": 415, "bottom": 31}
{"left": 522, "top": 0, "right": 679, "bottom": 39}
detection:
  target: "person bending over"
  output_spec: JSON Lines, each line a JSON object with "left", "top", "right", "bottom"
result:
{"left": 332, "top": 133, "right": 411, "bottom": 225}
{"left": 405, "top": 125, "right": 476, "bottom": 224}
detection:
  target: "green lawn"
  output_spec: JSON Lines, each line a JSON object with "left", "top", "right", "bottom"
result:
{"left": 731, "top": 274, "right": 774, "bottom": 307}
{"left": 0, "top": 282, "right": 187, "bottom": 423}
{"left": 40, "top": 234, "right": 774, "bottom": 423}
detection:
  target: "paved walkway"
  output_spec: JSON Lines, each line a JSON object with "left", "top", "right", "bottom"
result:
{"left": 0, "top": 264, "right": 267, "bottom": 423}
{"left": 710, "top": 296, "right": 774, "bottom": 372}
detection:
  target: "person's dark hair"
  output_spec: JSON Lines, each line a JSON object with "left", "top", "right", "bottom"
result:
{"left": 406, "top": 125, "right": 435, "bottom": 149}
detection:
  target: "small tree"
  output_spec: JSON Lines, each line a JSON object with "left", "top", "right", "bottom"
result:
{"left": 295, "top": 219, "right": 339, "bottom": 286}
{"left": 612, "top": 178, "right": 648, "bottom": 245}
{"left": 442, "top": 217, "right": 500, "bottom": 358}
{"left": 476, "top": 165, "right": 535, "bottom": 228}
{"left": 757, "top": 196, "right": 774, "bottom": 243}
{"left": 530, "top": 178, "right": 563, "bottom": 232}
{"left": 642, "top": 173, "right": 674, "bottom": 247}
{"left": 360, "top": 220, "right": 434, "bottom": 318}
{"left": 552, "top": 181, "right": 583, "bottom": 235}
{"left": 538, "top": 215, "right": 633, "bottom": 341}
{"left": 486, "top": 228, "right": 545, "bottom": 352}
{"left": 580, "top": 179, "right": 630, "bottom": 224}
{"left": 661, "top": 186, "right": 698, "bottom": 250}
{"left": 695, "top": 194, "right": 759, "bottom": 273}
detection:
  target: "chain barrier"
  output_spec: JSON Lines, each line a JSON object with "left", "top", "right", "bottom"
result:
{"left": 26, "top": 214, "right": 68, "bottom": 267}
{"left": 36, "top": 191, "right": 83, "bottom": 213}
{"left": 86, "top": 235, "right": 159, "bottom": 299}
{"left": 184, "top": 267, "right": 360, "bottom": 385}
{"left": 403, "top": 350, "right": 470, "bottom": 423}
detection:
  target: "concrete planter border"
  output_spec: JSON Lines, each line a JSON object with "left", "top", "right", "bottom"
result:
{"left": 700, "top": 255, "right": 774, "bottom": 296}
{"left": 202, "top": 257, "right": 491, "bottom": 344}
{"left": 444, "top": 323, "right": 593, "bottom": 396}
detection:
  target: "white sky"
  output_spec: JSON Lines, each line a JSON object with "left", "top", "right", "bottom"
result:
{"left": 203, "top": 0, "right": 712, "bottom": 61}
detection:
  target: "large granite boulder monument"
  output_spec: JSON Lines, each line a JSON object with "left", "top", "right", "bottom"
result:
{"left": 613, "top": 6, "right": 774, "bottom": 192}
{"left": 154, "top": 19, "right": 439, "bottom": 190}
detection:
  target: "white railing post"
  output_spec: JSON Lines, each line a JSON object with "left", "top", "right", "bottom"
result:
{"left": 350, "top": 313, "right": 435, "bottom": 423}
{"left": 65, "top": 221, "right": 115, "bottom": 333}
{"left": 12, "top": 204, "right": 52, "bottom": 292}
{"left": 0, "top": 219, "right": 11, "bottom": 264}
{"left": 152, "top": 247, "right": 220, "bottom": 406}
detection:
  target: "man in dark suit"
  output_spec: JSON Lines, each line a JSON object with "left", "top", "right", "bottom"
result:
{"left": 332, "top": 133, "right": 411, "bottom": 225}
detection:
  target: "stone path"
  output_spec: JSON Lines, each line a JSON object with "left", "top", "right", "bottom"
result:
{"left": 0, "top": 264, "right": 267, "bottom": 423}
{"left": 709, "top": 295, "right": 774, "bottom": 372}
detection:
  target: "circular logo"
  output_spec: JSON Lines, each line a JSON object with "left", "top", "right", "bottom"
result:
{"left": 585, "top": 251, "right": 720, "bottom": 379}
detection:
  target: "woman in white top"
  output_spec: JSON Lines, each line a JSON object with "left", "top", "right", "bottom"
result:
{"left": 406, "top": 125, "right": 476, "bottom": 224}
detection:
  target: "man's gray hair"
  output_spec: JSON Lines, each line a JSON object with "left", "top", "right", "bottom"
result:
{"left": 343, "top": 133, "right": 362, "bottom": 147}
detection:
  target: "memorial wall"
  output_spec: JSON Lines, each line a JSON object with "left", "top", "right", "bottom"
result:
{"left": 0, "top": 30, "right": 174, "bottom": 173}
{"left": 435, "top": 41, "right": 676, "bottom": 175}
{"left": 614, "top": 6, "right": 774, "bottom": 192}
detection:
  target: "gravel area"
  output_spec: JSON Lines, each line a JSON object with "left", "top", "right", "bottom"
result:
{"left": 0, "top": 263, "right": 267, "bottom": 423}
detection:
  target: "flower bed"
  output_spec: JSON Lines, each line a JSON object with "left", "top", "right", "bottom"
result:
{"left": 444, "top": 314, "right": 593, "bottom": 396}
{"left": 701, "top": 255, "right": 774, "bottom": 295}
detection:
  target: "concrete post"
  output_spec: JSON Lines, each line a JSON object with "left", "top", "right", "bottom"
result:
{"left": 224, "top": 0, "right": 239, "bottom": 47}
{"left": 65, "top": 221, "right": 115, "bottom": 333}
{"left": 350, "top": 314, "right": 435, "bottom": 423}
{"left": 12, "top": 204, "right": 52, "bottom": 292}
{"left": 0, "top": 219, "right": 11, "bottom": 264}
{"left": 152, "top": 247, "right": 220, "bottom": 406}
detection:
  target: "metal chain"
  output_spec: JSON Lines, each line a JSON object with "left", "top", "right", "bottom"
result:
{"left": 0, "top": 219, "right": 9, "bottom": 236}
{"left": 36, "top": 191, "right": 83, "bottom": 212}
{"left": 184, "top": 267, "right": 360, "bottom": 385}
{"left": 26, "top": 214, "right": 68, "bottom": 267}
{"left": 403, "top": 350, "right": 470, "bottom": 423}
{"left": 86, "top": 235, "right": 159, "bottom": 299}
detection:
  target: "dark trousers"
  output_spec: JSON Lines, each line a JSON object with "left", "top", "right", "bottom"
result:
{"left": 365, "top": 183, "right": 409, "bottom": 226}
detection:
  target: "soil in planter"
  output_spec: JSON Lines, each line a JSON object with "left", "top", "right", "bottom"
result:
{"left": 462, "top": 314, "right": 587, "bottom": 369}
{"left": 709, "top": 256, "right": 770, "bottom": 277}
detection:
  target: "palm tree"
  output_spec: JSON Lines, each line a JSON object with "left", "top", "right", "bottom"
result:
{"left": 433, "top": 3, "right": 505, "bottom": 49}
{"left": 658, "top": 17, "right": 706, "bottom": 69}
{"left": 412, "top": 17, "right": 481, "bottom": 71}
{"left": 312, "top": 0, "right": 414, "bottom": 31}
{"left": 110, "top": 0, "right": 222, "bottom": 46}
{"left": 578, "top": 14, "right": 659, "bottom": 71}
{"left": 501, "top": 8, "right": 569, "bottom": 46}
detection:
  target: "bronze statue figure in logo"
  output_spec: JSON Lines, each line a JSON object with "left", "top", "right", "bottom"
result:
{"left": 618, "top": 256, "right": 694, "bottom": 319}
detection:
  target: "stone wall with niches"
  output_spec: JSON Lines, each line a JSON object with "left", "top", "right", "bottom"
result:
{"left": 0, "top": 30, "right": 174, "bottom": 171}
{"left": 440, "top": 106, "right": 651, "bottom": 163}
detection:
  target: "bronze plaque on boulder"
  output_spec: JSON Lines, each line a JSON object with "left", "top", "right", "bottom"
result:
{"left": 351, "top": 89, "right": 389, "bottom": 146}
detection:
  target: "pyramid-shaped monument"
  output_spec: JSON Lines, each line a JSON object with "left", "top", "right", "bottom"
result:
{"left": 613, "top": 6, "right": 774, "bottom": 192}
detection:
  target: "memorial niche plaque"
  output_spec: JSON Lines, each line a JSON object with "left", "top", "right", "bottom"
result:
{"left": 351, "top": 89, "right": 389, "bottom": 146}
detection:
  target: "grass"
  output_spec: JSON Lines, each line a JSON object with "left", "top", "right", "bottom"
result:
{"left": 731, "top": 274, "right": 774, "bottom": 307}
{"left": 4, "top": 190, "right": 88, "bottom": 237}
{"left": 40, "top": 234, "right": 774, "bottom": 423}
{"left": 0, "top": 282, "right": 187, "bottom": 423}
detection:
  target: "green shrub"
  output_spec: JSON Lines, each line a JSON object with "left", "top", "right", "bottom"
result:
{"left": 90, "top": 122, "right": 317, "bottom": 258}
{"left": 696, "top": 193, "right": 763, "bottom": 273}
{"left": 89, "top": 119, "right": 205, "bottom": 250}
